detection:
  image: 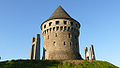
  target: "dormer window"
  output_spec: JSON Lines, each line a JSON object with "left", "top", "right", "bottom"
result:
{"left": 56, "top": 21, "right": 59, "bottom": 25}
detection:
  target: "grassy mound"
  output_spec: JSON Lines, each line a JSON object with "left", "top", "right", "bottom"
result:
{"left": 0, "top": 60, "right": 118, "bottom": 68}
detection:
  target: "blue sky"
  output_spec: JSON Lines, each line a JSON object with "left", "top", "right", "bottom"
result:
{"left": 0, "top": 0, "right": 120, "bottom": 67}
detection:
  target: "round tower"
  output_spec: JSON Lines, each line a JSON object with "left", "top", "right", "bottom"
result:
{"left": 41, "top": 6, "right": 82, "bottom": 60}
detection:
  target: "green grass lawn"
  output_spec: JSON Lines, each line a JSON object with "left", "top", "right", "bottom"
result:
{"left": 0, "top": 60, "right": 118, "bottom": 68}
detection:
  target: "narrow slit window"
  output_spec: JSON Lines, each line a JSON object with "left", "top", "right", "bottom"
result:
{"left": 69, "top": 33, "right": 70, "bottom": 38}
{"left": 70, "top": 42, "right": 72, "bottom": 46}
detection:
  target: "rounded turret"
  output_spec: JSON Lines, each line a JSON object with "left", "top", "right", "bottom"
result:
{"left": 41, "top": 6, "right": 82, "bottom": 60}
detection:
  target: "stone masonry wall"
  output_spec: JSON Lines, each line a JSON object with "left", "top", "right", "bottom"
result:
{"left": 41, "top": 19, "right": 81, "bottom": 60}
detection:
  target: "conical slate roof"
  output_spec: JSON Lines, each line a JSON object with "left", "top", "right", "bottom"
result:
{"left": 48, "top": 5, "right": 72, "bottom": 20}
{"left": 41, "top": 6, "right": 80, "bottom": 29}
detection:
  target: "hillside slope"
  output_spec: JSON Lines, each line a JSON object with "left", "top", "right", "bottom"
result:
{"left": 0, "top": 60, "right": 118, "bottom": 68}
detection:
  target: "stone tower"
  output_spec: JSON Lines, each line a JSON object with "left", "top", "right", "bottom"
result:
{"left": 30, "top": 34, "right": 40, "bottom": 60}
{"left": 41, "top": 6, "right": 82, "bottom": 60}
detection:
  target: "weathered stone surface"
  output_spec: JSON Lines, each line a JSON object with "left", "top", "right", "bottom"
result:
{"left": 90, "top": 45, "right": 95, "bottom": 60}
{"left": 30, "top": 34, "right": 40, "bottom": 60}
{"left": 84, "top": 45, "right": 95, "bottom": 60}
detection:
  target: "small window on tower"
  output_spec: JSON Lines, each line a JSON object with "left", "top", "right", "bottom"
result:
{"left": 44, "top": 25, "right": 46, "bottom": 29}
{"left": 53, "top": 27, "right": 55, "bottom": 31}
{"left": 70, "top": 22, "right": 73, "bottom": 26}
{"left": 64, "top": 21, "right": 67, "bottom": 24}
{"left": 55, "top": 33, "right": 57, "bottom": 37}
{"left": 76, "top": 43, "right": 78, "bottom": 46}
{"left": 47, "top": 29, "right": 48, "bottom": 32}
{"left": 48, "top": 35, "right": 49, "bottom": 39}
{"left": 71, "top": 27, "right": 73, "bottom": 31}
{"left": 53, "top": 42, "right": 56, "bottom": 46}
{"left": 56, "top": 26, "right": 59, "bottom": 31}
{"left": 56, "top": 21, "right": 59, "bottom": 25}
{"left": 60, "top": 26, "right": 63, "bottom": 31}
{"left": 76, "top": 24, "right": 77, "bottom": 27}
{"left": 68, "top": 33, "right": 71, "bottom": 38}
{"left": 49, "top": 22, "right": 52, "bottom": 26}
{"left": 64, "top": 26, "right": 66, "bottom": 30}
{"left": 75, "top": 36, "right": 77, "bottom": 40}
{"left": 50, "top": 28, "right": 52, "bottom": 32}
{"left": 64, "top": 42, "right": 66, "bottom": 46}
{"left": 70, "top": 42, "right": 72, "bottom": 46}
{"left": 68, "top": 27, "right": 70, "bottom": 31}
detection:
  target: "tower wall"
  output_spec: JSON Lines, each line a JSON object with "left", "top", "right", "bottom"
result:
{"left": 41, "top": 19, "right": 81, "bottom": 60}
